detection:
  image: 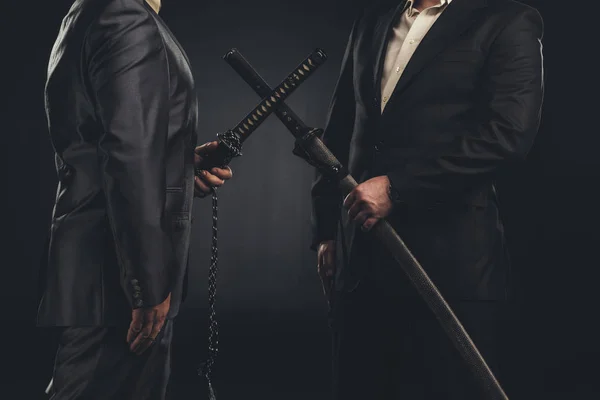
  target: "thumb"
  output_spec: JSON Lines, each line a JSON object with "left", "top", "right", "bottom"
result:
{"left": 195, "top": 141, "right": 218, "bottom": 155}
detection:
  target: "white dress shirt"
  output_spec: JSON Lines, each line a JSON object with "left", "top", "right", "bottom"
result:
{"left": 380, "top": 0, "right": 452, "bottom": 113}
{"left": 146, "top": 0, "right": 161, "bottom": 13}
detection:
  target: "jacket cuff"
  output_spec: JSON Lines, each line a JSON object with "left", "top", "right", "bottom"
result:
{"left": 127, "top": 271, "right": 171, "bottom": 309}
{"left": 387, "top": 170, "right": 420, "bottom": 209}
{"left": 311, "top": 196, "right": 340, "bottom": 251}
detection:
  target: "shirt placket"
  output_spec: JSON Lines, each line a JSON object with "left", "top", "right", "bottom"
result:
{"left": 380, "top": 4, "right": 444, "bottom": 113}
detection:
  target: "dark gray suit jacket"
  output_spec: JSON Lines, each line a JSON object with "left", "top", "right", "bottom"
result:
{"left": 311, "top": 0, "right": 544, "bottom": 301}
{"left": 37, "top": 0, "right": 198, "bottom": 326}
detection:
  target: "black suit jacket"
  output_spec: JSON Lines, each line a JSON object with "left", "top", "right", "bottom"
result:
{"left": 37, "top": 0, "right": 198, "bottom": 326}
{"left": 311, "top": 0, "right": 544, "bottom": 301}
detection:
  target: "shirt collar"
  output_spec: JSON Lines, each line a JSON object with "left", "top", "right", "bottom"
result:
{"left": 146, "top": 0, "right": 161, "bottom": 13}
{"left": 406, "top": 0, "right": 452, "bottom": 17}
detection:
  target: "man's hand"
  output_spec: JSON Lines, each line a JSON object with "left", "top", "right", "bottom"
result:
{"left": 343, "top": 176, "right": 393, "bottom": 232}
{"left": 127, "top": 293, "right": 171, "bottom": 355}
{"left": 194, "top": 141, "right": 233, "bottom": 197}
{"left": 317, "top": 240, "right": 336, "bottom": 298}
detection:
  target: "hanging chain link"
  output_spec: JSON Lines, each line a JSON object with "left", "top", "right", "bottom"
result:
{"left": 199, "top": 187, "right": 219, "bottom": 400}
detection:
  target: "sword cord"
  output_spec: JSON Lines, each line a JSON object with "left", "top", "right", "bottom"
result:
{"left": 199, "top": 187, "right": 219, "bottom": 400}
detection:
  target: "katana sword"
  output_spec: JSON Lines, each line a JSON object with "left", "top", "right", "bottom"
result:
{"left": 196, "top": 48, "right": 326, "bottom": 400}
{"left": 223, "top": 49, "right": 509, "bottom": 400}
{"left": 195, "top": 48, "right": 327, "bottom": 173}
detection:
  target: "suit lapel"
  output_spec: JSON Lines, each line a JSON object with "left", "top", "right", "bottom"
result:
{"left": 383, "top": 0, "right": 488, "bottom": 112}
{"left": 372, "top": 0, "right": 409, "bottom": 104}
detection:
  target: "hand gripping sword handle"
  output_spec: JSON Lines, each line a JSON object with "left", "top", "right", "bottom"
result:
{"left": 294, "top": 129, "right": 509, "bottom": 400}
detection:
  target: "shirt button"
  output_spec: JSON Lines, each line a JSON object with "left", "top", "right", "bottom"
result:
{"left": 409, "top": 39, "right": 415, "bottom": 44}
{"left": 396, "top": 66, "right": 401, "bottom": 73}
{"left": 383, "top": 96, "right": 388, "bottom": 103}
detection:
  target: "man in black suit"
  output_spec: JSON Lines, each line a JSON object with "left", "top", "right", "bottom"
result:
{"left": 37, "top": 0, "right": 232, "bottom": 398}
{"left": 312, "top": 0, "right": 544, "bottom": 398}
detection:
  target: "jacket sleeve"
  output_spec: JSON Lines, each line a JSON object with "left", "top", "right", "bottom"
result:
{"left": 310, "top": 14, "right": 361, "bottom": 250}
{"left": 387, "top": 8, "right": 544, "bottom": 207}
{"left": 85, "top": 2, "right": 172, "bottom": 308}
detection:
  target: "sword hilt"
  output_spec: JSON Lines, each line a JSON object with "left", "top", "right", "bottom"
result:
{"left": 223, "top": 48, "right": 326, "bottom": 142}
{"left": 224, "top": 49, "right": 323, "bottom": 137}
{"left": 195, "top": 131, "right": 242, "bottom": 173}
{"left": 195, "top": 48, "right": 327, "bottom": 173}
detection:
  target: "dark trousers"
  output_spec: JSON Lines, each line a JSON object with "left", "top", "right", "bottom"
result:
{"left": 330, "top": 280, "right": 505, "bottom": 400}
{"left": 49, "top": 320, "right": 173, "bottom": 400}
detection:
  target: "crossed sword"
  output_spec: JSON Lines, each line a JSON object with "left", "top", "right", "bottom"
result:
{"left": 219, "top": 48, "right": 509, "bottom": 400}
{"left": 46, "top": 48, "right": 508, "bottom": 399}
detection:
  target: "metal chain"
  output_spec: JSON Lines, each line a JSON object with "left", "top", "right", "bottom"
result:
{"left": 199, "top": 187, "right": 219, "bottom": 400}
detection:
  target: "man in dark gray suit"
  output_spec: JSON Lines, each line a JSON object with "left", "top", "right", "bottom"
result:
{"left": 313, "top": 0, "right": 544, "bottom": 398}
{"left": 37, "top": 0, "right": 232, "bottom": 398}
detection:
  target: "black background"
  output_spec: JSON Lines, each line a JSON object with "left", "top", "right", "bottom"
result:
{"left": 2, "top": 0, "right": 599, "bottom": 398}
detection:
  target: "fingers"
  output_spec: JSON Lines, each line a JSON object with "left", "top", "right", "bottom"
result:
{"left": 345, "top": 187, "right": 378, "bottom": 226}
{"left": 198, "top": 170, "right": 225, "bottom": 187}
{"left": 194, "top": 141, "right": 219, "bottom": 166}
{"left": 354, "top": 210, "right": 372, "bottom": 228}
{"left": 324, "top": 246, "right": 335, "bottom": 278}
{"left": 343, "top": 189, "right": 357, "bottom": 209}
{"left": 209, "top": 166, "right": 233, "bottom": 181}
{"left": 129, "top": 309, "right": 156, "bottom": 354}
{"left": 317, "top": 244, "right": 336, "bottom": 298}
{"left": 193, "top": 141, "right": 232, "bottom": 199}
{"left": 347, "top": 201, "right": 364, "bottom": 221}
{"left": 195, "top": 141, "right": 219, "bottom": 156}
{"left": 134, "top": 314, "right": 166, "bottom": 356}
{"left": 317, "top": 248, "right": 323, "bottom": 271}
{"left": 127, "top": 309, "right": 144, "bottom": 344}
{"left": 149, "top": 316, "right": 166, "bottom": 344}
{"left": 361, "top": 217, "right": 379, "bottom": 232}
{"left": 194, "top": 169, "right": 231, "bottom": 198}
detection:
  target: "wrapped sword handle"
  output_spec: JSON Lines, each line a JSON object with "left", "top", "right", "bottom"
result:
{"left": 195, "top": 130, "right": 242, "bottom": 174}
{"left": 195, "top": 48, "right": 327, "bottom": 175}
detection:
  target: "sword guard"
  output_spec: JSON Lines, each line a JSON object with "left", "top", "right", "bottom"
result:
{"left": 195, "top": 130, "right": 242, "bottom": 175}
